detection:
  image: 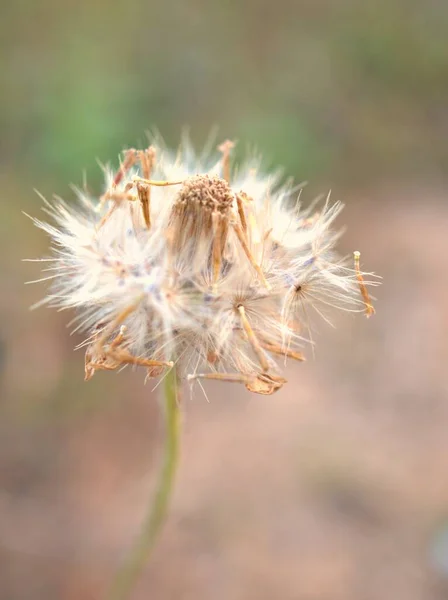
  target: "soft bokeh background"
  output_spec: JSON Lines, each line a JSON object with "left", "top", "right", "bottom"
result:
{"left": 1, "top": 1, "right": 448, "bottom": 598}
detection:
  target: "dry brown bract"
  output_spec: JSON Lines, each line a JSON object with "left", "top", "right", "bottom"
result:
{"left": 31, "top": 137, "right": 377, "bottom": 395}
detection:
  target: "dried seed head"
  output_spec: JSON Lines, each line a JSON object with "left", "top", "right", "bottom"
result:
{"left": 28, "top": 135, "right": 378, "bottom": 395}
{"left": 168, "top": 175, "right": 234, "bottom": 275}
{"left": 174, "top": 174, "right": 234, "bottom": 214}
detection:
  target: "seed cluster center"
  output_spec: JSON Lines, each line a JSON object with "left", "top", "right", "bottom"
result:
{"left": 176, "top": 175, "right": 234, "bottom": 214}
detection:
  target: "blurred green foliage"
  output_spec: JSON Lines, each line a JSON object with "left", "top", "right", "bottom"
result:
{"left": 2, "top": 0, "right": 448, "bottom": 194}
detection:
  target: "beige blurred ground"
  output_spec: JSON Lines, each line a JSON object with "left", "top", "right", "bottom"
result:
{"left": 1, "top": 0, "right": 448, "bottom": 599}
{"left": 2, "top": 189, "right": 448, "bottom": 600}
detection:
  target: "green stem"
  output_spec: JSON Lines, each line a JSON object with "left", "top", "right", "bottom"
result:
{"left": 109, "top": 367, "right": 181, "bottom": 600}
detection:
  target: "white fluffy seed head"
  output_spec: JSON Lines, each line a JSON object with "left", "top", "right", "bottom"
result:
{"left": 29, "top": 138, "right": 377, "bottom": 394}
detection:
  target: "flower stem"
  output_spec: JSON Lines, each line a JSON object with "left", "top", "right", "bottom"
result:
{"left": 109, "top": 367, "right": 181, "bottom": 600}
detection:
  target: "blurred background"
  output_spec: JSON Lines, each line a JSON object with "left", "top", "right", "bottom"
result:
{"left": 1, "top": 0, "right": 448, "bottom": 598}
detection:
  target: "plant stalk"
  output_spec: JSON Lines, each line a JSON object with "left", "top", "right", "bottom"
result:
{"left": 109, "top": 367, "right": 180, "bottom": 599}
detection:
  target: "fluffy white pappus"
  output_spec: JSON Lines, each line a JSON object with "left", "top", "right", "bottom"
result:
{"left": 28, "top": 137, "right": 377, "bottom": 395}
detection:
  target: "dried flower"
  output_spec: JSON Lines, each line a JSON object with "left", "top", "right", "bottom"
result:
{"left": 28, "top": 136, "right": 376, "bottom": 395}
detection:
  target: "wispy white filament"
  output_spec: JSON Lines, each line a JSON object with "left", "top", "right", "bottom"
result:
{"left": 28, "top": 137, "right": 376, "bottom": 394}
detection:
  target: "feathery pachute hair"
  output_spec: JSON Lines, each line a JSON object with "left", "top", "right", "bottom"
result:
{"left": 28, "top": 136, "right": 376, "bottom": 394}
